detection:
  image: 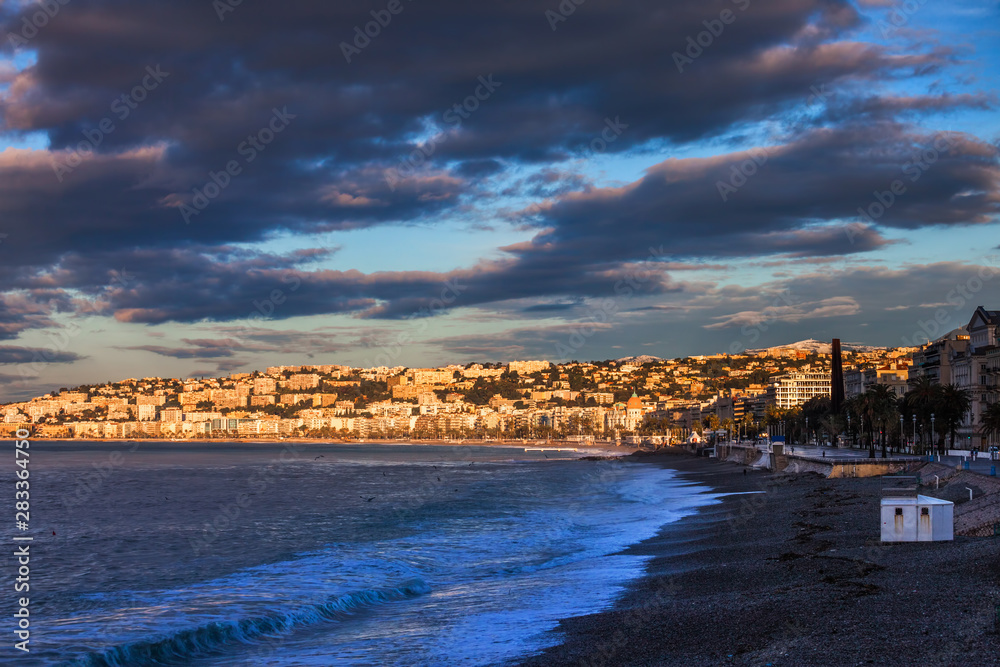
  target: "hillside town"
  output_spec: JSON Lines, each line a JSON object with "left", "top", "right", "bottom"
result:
{"left": 3, "top": 307, "right": 998, "bottom": 451}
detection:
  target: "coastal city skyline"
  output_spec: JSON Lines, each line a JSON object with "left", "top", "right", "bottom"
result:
{"left": 6, "top": 303, "right": 996, "bottom": 453}
{"left": 2, "top": 1, "right": 999, "bottom": 402}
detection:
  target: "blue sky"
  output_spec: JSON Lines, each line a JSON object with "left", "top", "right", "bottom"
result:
{"left": 0, "top": 0, "right": 998, "bottom": 400}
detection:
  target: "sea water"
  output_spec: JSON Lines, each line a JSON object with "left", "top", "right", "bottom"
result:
{"left": 7, "top": 442, "right": 720, "bottom": 665}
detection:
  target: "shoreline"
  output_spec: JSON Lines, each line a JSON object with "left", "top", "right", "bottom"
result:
{"left": 518, "top": 450, "right": 1000, "bottom": 666}
{"left": 28, "top": 437, "right": 639, "bottom": 454}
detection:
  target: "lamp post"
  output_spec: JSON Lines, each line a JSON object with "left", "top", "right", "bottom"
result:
{"left": 805, "top": 417, "right": 809, "bottom": 446}
{"left": 900, "top": 415, "right": 904, "bottom": 454}
{"left": 847, "top": 413, "right": 852, "bottom": 448}
{"left": 931, "top": 412, "right": 936, "bottom": 458}
{"left": 912, "top": 414, "right": 917, "bottom": 455}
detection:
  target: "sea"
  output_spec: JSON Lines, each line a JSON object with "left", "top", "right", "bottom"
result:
{"left": 6, "top": 441, "right": 721, "bottom": 666}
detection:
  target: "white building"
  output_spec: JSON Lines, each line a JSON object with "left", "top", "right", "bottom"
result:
{"left": 136, "top": 404, "right": 159, "bottom": 421}
{"left": 881, "top": 496, "right": 953, "bottom": 542}
{"left": 771, "top": 372, "right": 831, "bottom": 409}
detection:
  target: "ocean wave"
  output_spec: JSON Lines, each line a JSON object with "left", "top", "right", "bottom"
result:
{"left": 66, "top": 579, "right": 430, "bottom": 666}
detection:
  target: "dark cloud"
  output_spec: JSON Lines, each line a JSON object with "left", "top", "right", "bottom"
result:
{"left": 414, "top": 258, "right": 1000, "bottom": 361}
{"left": 514, "top": 124, "right": 999, "bottom": 272}
{"left": 428, "top": 323, "right": 611, "bottom": 361}
{"left": 0, "top": 0, "right": 995, "bottom": 352}
{"left": 0, "top": 292, "right": 64, "bottom": 339}
{"left": 824, "top": 93, "right": 995, "bottom": 122}
{"left": 187, "top": 360, "right": 249, "bottom": 377}
{"left": 521, "top": 300, "right": 585, "bottom": 313}
{"left": 0, "top": 0, "right": 959, "bottom": 275}
{"left": 123, "top": 338, "right": 242, "bottom": 359}
{"left": 0, "top": 346, "right": 82, "bottom": 364}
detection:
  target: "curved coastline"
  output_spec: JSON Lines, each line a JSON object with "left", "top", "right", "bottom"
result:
{"left": 517, "top": 450, "right": 1000, "bottom": 666}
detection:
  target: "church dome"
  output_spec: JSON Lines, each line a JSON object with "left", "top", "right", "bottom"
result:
{"left": 626, "top": 392, "right": 642, "bottom": 410}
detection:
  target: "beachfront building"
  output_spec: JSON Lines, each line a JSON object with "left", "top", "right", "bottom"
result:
{"left": 771, "top": 372, "right": 831, "bottom": 409}
{"left": 136, "top": 404, "right": 159, "bottom": 421}
{"left": 908, "top": 329, "right": 970, "bottom": 386}
{"left": 844, "top": 361, "right": 911, "bottom": 399}
{"left": 160, "top": 407, "right": 183, "bottom": 423}
{"left": 626, "top": 392, "right": 644, "bottom": 430}
{"left": 953, "top": 307, "right": 1000, "bottom": 449}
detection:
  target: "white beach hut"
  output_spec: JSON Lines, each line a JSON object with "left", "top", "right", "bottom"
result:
{"left": 880, "top": 495, "right": 954, "bottom": 542}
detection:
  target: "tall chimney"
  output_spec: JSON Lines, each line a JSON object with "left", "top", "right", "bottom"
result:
{"left": 831, "top": 338, "right": 845, "bottom": 413}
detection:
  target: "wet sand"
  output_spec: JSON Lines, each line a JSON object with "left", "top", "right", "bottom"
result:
{"left": 518, "top": 450, "right": 1000, "bottom": 666}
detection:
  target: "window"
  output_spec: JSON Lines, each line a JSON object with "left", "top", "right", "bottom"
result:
{"left": 921, "top": 508, "right": 929, "bottom": 516}
{"left": 895, "top": 508, "right": 903, "bottom": 516}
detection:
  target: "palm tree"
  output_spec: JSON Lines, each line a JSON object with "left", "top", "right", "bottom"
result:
{"left": 981, "top": 402, "right": 1000, "bottom": 448}
{"left": 905, "top": 377, "right": 938, "bottom": 455}
{"left": 938, "top": 385, "right": 973, "bottom": 453}
{"left": 872, "top": 385, "right": 900, "bottom": 458}
{"left": 842, "top": 395, "right": 861, "bottom": 448}
{"left": 721, "top": 418, "right": 734, "bottom": 442}
{"left": 820, "top": 413, "right": 845, "bottom": 447}
{"left": 857, "top": 386, "right": 898, "bottom": 458}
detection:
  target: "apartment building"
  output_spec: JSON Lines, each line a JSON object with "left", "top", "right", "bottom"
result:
{"left": 508, "top": 360, "right": 551, "bottom": 375}
{"left": 954, "top": 307, "right": 999, "bottom": 448}
{"left": 771, "top": 372, "right": 831, "bottom": 409}
{"left": 253, "top": 377, "right": 277, "bottom": 394}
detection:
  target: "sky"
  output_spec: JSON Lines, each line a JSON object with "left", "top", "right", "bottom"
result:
{"left": 0, "top": 0, "right": 998, "bottom": 401}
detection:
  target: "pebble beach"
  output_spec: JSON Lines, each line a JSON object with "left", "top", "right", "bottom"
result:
{"left": 519, "top": 450, "right": 1000, "bottom": 666}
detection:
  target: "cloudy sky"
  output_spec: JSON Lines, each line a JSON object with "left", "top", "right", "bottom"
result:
{"left": 1, "top": 0, "right": 998, "bottom": 400}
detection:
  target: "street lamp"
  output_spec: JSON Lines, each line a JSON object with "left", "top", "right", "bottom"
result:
{"left": 805, "top": 417, "right": 809, "bottom": 446}
{"left": 931, "top": 412, "right": 936, "bottom": 458}
{"left": 847, "top": 413, "right": 852, "bottom": 448}
{"left": 900, "top": 415, "right": 904, "bottom": 454}
{"left": 912, "top": 414, "right": 917, "bottom": 455}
